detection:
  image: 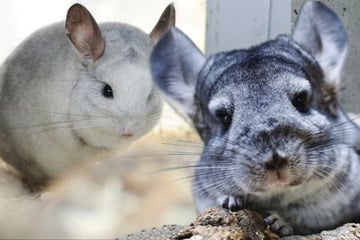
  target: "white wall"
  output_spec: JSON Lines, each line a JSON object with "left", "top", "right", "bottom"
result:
{"left": 0, "top": 0, "right": 206, "bottom": 64}
{"left": 206, "top": 0, "right": 291, "bottom": 56}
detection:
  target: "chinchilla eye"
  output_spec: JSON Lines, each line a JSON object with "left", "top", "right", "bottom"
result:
{"left": 292, "top": 90, "right": 309, "bottom": 113}
{"left": 215, "top": 108, "right": 232, "bottom": 130}
{"left": 102, "top": 84, "right": 114, "bottom": 99}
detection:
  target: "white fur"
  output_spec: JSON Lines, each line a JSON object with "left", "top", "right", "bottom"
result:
{"left": 0, "top": 20, "right": 162, "bottom": 181}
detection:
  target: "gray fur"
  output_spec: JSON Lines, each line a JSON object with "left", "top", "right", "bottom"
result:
{"left": 0, "top": 9, "right": 163, "bottom": 184}
{"left": 150, "top": 1, "right": 360, "bottom": 236}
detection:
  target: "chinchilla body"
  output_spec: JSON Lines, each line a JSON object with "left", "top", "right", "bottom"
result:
{"left": 0, "top": 4, "right": 175, "bottom": 185}
{"left": 150, "top": 1, "right": 360, "bottom": 236}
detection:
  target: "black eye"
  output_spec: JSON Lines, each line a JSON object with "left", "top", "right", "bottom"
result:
{"left": 102, "top": 84, "right": 113, "bottom": 99}
{"left": 292, "top": 91, "right": 309, "bottom": 113}
{"left": 215, "top": 108, "right": 232, "bottom": 130}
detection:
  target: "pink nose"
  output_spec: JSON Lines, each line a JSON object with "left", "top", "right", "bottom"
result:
{"left": 121, "top": 132, "right": 133, "bottom": 138}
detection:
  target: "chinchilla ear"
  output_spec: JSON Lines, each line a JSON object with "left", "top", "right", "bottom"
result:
{"left": 65, "top": 3, "right": 105, "bottom": 61}
{"left": 150, "top": 27, "right": 206, "bottom": 122}
{"left": 149, "top": 3, "right": 176, "bottom": 46}
{"left": 292, "top": 1, "right": 347, "bottom": 86}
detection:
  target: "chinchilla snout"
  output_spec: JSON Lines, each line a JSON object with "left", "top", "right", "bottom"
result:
{"left": 225, "top": 116, "right": 318, "bottom": 190}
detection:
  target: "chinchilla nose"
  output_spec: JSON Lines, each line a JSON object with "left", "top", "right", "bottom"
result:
{"left": 264, "top": 153, "right": 288, "bottom": 171}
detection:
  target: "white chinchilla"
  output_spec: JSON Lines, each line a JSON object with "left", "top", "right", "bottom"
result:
{"left": 0, "top": 3, "right": 175, "bottom": 185}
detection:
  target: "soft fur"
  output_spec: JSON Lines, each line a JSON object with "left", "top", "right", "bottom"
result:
{"left": 150, "top": 1, "right": 360, "bottom": 236}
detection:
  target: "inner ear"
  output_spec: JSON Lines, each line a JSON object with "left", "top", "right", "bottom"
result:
{"left": 65, "top": 3, "right": 105, "bottom": 61}
{"left": 149, "top": 3, "right": 176, "bottom": 46}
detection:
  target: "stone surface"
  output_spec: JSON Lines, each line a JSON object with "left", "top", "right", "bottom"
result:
{"left": 121, "top": 208, "right": 360, "bottom": 240}
{"left": 120, "top": 208, "right": 278, "bottom": 240}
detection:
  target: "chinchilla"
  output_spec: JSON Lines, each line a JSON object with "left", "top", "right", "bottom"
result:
{"left": 150, "top": 1, "right": 360, "bottom": 237}
{"left": 0, "top": 3, "right": 175, "bottom": 186}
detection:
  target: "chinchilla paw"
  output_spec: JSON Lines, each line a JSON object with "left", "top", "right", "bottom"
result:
{"left": 264, "top": 211, "right": 293, "bottom": 236}
{"left": 217, "top": 195, "right": 244, "bottom": 211}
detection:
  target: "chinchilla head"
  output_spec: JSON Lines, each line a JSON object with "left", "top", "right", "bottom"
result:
{"left": 151, "top": 1, "right": 357, "bottom": 196}
{"left": 66, "top": 4, "right": 175, "bottom": 149}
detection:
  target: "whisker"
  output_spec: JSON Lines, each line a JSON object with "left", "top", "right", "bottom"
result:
{"left": 16, "top": 107, "right": 110, "bottom": 119}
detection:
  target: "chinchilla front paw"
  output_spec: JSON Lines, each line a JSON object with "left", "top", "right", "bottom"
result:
{"left": 217, "top": 195, "right": 244, "bottom": 211}
{"left": 264, "top": 211, "right": 293, "bottom": 236}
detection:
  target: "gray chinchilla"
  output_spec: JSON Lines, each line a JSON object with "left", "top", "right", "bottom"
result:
{"left": 151, "top": 1, "right": 360, "bottom": 237}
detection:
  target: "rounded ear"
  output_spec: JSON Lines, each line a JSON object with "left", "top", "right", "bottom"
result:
{"left": 292, "top": 1, "right": 348, "bottom": 86}
{"left": 65, "top": 3, "right": 105, "bottom": 61}
{"left": 150, "top": 27, "right": 205, "bottom": 122}
{"left": 149, "top": 3, "right": 176, "bottom": 46}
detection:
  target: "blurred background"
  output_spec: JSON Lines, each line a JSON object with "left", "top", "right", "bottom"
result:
{"left": 0, "top": 0, "right": 359, "bottom": 238}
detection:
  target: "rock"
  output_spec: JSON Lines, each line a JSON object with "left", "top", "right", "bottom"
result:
{"left": 175, "top": 208, "right": 278, "bottom": 240}
{"left": 120, "top": 208, "right": 360, "bottom": 240}
{"left": 120, "top": 208, "right": 279, "bottom": 240}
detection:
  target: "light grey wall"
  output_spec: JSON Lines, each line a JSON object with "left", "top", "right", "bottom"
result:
{"left": 292, "top": 0, "right": 360, "bottom": 113}
{"left": 205, "top": 0, "right": 291, "bottom": 56}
